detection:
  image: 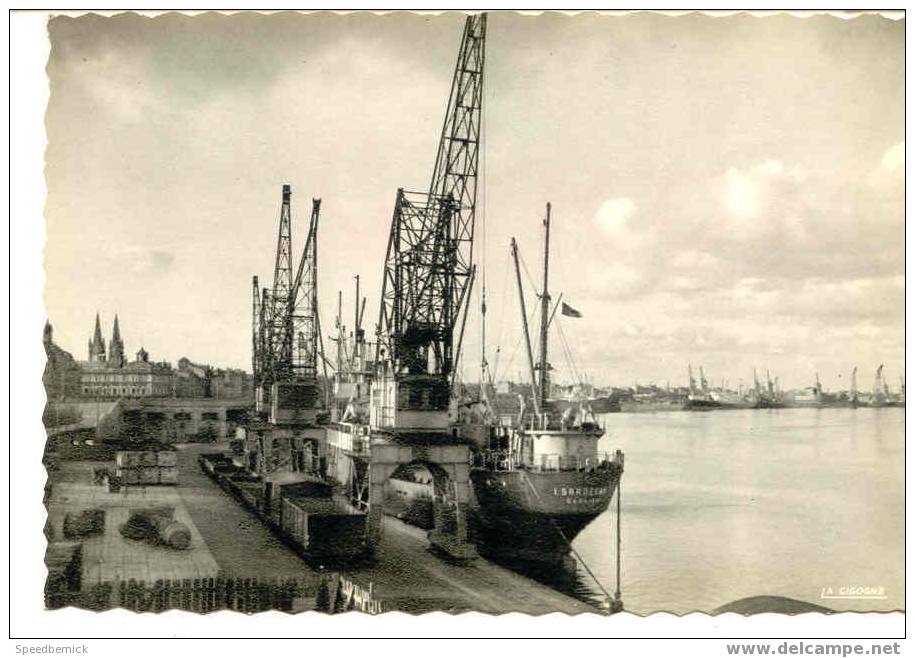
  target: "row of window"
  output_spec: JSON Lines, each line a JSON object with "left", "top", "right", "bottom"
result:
{"left": 82, "top": 386, "right": 152, "bottom": 396}
{"left": 82, "top": 374, "right": 157, "bottom": 383}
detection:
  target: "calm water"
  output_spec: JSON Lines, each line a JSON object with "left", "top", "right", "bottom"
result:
{"left": 565, "top": 407, "right": 905, "bottom": 615}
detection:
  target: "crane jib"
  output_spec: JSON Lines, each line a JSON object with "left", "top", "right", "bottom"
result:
{"left": 377, "top": 14, "right": 487, "bottom": 383}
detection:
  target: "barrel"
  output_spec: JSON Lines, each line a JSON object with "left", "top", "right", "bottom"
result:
{"left": 154, "top": 518, "right": 192, "bottom": 550}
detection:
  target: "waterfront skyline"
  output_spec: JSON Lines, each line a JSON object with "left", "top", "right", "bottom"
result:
{"left": 44, "top": 12, "right": 904, "bottom": 390}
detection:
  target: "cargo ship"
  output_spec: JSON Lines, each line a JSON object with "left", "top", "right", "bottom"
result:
{"left": 465, "top": 203, "right": 624, "bottom": 565}
{"left": 548, "top": 392, "right": 621, "bottom": 415}
{"left": 468, "top": 417, "right": 624, "bottom": 564}
{"left": 683, "top": 365, "right": 723, "bottom": 410}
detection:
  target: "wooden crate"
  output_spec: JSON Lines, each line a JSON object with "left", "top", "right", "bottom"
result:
{"left": 158, "top": 467, "right": 178, "bottom": 485}
{"left": 120, "top": 467, "right": 140, "bottom": 485}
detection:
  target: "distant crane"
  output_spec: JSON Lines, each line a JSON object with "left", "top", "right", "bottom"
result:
{"left": 874, "top": 364, "right": 888, "bottom": 402}
{"left": 850, "top": 366, "right": 858, "bottom": 405}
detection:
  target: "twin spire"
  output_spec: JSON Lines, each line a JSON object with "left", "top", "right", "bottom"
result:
{"left": 88, "top": 312, "right": 125, "bottom": 367}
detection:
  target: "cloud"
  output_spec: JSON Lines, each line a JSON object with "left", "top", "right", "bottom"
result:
{"left": 587, "top": 262, "right": 652, "bottom": 300}
{"left": 106, "top": 245, "right": 176, "bottom": 275}
{"left": 719, "top": 159, "right": 805, "bottom": 223}
{"left": 595, "top": 197, "right": 637, "bottom": 235}
{"left": 69, "top": 52, "right": 163, "bottom": 123}
{"left": 671, "top": 249, "right": 720, "bottom": 270}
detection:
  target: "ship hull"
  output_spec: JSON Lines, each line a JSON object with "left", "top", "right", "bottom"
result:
{"left": 683, "top": 398, "right": 722, "bottom": 411}
{"left": 619, "top": 400, "right": 683, "bottom": 413}
{"left": 469, "top": 466, "right": 621, "bottom": 563}
{"left": 549, "top": 396, "right": 621, "bottom": 414}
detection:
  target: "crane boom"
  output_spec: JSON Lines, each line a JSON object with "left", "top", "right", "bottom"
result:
{"left": 290, "top": 198, "right": 321, "bottom": 382}
{"left": 270, "top": 185, "right": 295, "bottom": 382}
{"left": 252, "top": 275, "right": 260, "bottom": 383}
{"left": 377, "top": 14, "right": 486, "bottom": 385}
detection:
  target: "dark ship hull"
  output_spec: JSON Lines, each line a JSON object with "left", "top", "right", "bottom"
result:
{"left": 548, "top": 396, "right": 621, "bottom": 414}
{"left": 469, "top": 465, "right": 621, "bottom": 564}
{"left": 683, "top": 398, "right": 722, "bottom": 411}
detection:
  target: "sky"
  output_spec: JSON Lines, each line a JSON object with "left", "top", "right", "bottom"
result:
{"left": 43, "top": 11, "right": 904, "bottom": 391}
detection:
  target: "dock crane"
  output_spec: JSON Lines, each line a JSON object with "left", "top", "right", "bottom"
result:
{"left": 874, "top": 364, "right": 888, "bottom": 404}
{"left": 252, "top": 184, "right": 326, "bottom": 424}
{"left": 373, "top": 13, "right": 486, "bottom": 431}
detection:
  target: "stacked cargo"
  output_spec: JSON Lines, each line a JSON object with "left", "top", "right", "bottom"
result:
{"left": 115, "top": 449, "right": 179, "bottom": 485}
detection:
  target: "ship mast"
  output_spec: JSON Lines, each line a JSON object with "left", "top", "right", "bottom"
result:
{"left": 512, "top": 237, "right": 540, "bottom": 416}
{"left": 538, "top": 202, "right": 552, "bottom": 411}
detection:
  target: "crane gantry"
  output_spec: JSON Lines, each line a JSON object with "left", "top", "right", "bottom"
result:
{"left": 375, "top": 14, "right": 486, "bottom": 418}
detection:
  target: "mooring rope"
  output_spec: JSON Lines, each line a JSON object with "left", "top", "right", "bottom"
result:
{"left": 521, "top": 471, "right": 615, "bottom": 609}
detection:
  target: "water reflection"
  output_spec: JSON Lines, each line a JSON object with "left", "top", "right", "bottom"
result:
{"left": 485, "top": 554, "right": 605, "bottom": 609}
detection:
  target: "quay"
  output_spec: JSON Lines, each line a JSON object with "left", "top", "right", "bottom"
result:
{"left": 180, "top": 442, "right": 591, "bottom": 614}
{"left": 45, "top": 438, "right": 595, "bottom": 614}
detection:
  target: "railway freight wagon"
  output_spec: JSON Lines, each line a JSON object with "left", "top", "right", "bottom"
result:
{"left": 267, "top": 478, "right": 369, "bottom": 562}
{"left": 199, "top": 453, "right": 368, "bottom": 562}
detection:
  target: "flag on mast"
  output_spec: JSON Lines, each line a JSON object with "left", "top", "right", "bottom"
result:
{"left": 561, "top": 302, "right": 583, "bottom": 318}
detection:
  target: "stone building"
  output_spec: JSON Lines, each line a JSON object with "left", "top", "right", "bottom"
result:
{"left": 78, "top": 314, "right": 174, "bottom": 398}
{"left": 42, "top": 321, "right": 81, "bottom": 400}
{"left": 175, "top": 357, "right": 253, "bottom": 400}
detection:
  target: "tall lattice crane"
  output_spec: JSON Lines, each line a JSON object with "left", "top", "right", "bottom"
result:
{"left": 252, "top": 185, "right": 324, "bottom": 419}
{"left": 376, "top": 13, "right": 486, "bottom": 401}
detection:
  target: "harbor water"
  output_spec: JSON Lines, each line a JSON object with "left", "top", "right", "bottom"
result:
{"left": 564, "top": 407, "right": 905, "bottom": 615}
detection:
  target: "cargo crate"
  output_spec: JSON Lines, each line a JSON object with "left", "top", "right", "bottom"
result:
{"left": 158, "top": 467, "right": 178, "bottom": 485}
{"left": 140, "top": 467, "right": 159, "bottom": 484}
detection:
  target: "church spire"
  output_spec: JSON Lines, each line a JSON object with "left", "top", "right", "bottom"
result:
{"left": 93, "top": 312, "right": 104, "bottom": 345}
{"left": 109, "top": 313, "right": 125, "bottom": 368}
{"left": 88, "top": 312, "right": 107, "bottom": 362}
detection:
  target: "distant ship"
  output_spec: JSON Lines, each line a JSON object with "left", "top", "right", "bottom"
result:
{"left": 619, "top": 398, "right": 684, "bottom": 413}
{"left": 682, "top": 365, "right": 723, "bottom": 410}
{"left": 548, "top": 391, "right": 621, "bottom": 415}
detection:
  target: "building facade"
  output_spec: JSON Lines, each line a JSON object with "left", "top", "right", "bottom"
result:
{"left": 175, "top": 357, "right": 254, "bottom": 400}
{"left": 46, "top": 314, "right": 254, "bottom": 402}
{"left": 78, "top": 314, "right": 174, "bottom": 398}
